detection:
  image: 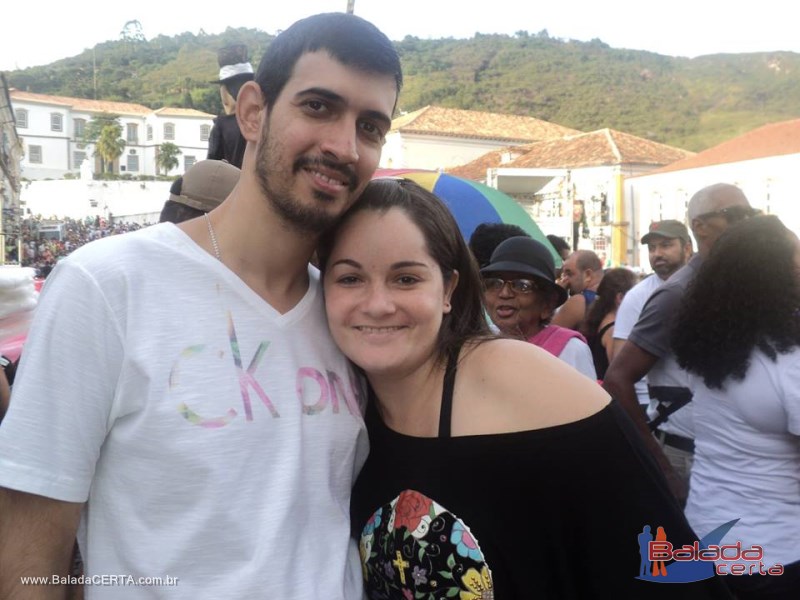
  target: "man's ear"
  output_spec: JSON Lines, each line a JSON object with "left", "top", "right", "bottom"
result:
{"left": 690, "top": 218, "right": 706, "bottom": 241}
{"left": 235, "top": 81, "right": 266, "bottom": 143}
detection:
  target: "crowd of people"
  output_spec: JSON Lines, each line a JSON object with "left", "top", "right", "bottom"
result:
{"left": 0, "top": 11, "right": 796, "bottom": 600}
{"left": 18, "top": 216, "right": 151, "bottom": 278}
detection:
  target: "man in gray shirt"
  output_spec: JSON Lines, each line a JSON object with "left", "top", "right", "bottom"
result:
{"left": 604, "top": 183, "right": 757, "bottom": 503}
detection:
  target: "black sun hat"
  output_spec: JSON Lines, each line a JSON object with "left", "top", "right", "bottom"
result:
{"left": 480, "top": 236, "right": 569, "bottom": 307}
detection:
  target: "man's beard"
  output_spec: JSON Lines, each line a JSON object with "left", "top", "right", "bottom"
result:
{"left": 653, "top": 259, "right": 684, "bottom": 279}
{"left": 254, "top": 120, "right": 359, "bottom": 234}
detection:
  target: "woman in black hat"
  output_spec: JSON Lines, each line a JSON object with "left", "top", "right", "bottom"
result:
{"left": 317, "top": 178, "right": 732, "bottom": 600}
{"left": 481, "top": 236, "right": 597, "bottom": 379}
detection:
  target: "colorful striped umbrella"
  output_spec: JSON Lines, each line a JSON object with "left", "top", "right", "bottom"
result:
{"left": 373, "top": 169, "right": 559, "bottom": 264}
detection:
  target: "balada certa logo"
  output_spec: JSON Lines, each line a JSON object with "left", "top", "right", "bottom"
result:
{"left": 637, "top": 519, "right": 785, "bottom": 583}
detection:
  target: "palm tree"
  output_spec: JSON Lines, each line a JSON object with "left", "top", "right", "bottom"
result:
{"left": 94, "top": 123, "right": 126, "bottom": 173}
{"left": 156, "top": 142, "right": 182, "bottom": 175}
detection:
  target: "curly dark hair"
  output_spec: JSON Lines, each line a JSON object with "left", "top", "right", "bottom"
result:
{"left": 468, "top": 223, "right": 529, "bottom": 268}
{"left": 672, "top": 215, "right": 800, "bottom": 389}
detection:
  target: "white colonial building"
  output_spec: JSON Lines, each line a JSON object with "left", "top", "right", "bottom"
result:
{"left": 451, "top": 129, "right": 694, "bottom": 266}
{"left": 10, "top": 89, "right": 214, "bottom": 180}
{"left": 626, "top": 119, "right": 800, "bottom": 268}
{"left": 1, "top": 76, "right": 24, "bottom": 263}
{"left": 383, "top": 105, "right": 580, "bottom": 171}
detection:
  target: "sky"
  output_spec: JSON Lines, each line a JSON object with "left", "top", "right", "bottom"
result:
{"left": 1, "top": 0, "right": 796, "bottom": 72}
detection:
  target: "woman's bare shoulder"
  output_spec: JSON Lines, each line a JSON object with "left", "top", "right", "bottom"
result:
{"left": 452, "top": 338, "right": 610, "bottom": 436}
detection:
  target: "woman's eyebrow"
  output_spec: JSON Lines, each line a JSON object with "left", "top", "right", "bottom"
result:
{"left": 389, "top": 261, "right": 428, "bottom": 270}
{"left": 330, "top": 258, "right": 362, "bottom": 269}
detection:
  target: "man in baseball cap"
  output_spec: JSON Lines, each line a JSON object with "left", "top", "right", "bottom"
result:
{"left": 640, "top": 220, "right": 692, "bottom": 279}
{"left": 610, "top": 219, "right": 693, "bottom": 415}
{"left": 159, "top": 159, "right": 240, "bottom": 224}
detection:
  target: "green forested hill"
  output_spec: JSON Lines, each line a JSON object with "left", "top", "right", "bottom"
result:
{"left": 6, "top": 28, "right": 800, "bottom": 152}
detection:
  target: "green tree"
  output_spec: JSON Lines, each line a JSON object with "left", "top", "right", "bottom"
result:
{"left": 82, "top": 113, "right": 120, "bottom": 144}
{"left": 156, "top": 142, "right": 182, "bottom": 175}
{"left": 83, "top": 114, "right": 126, "bottom": 174}
{"left": 95, "top": 122, "right": 126, "bottom": 173}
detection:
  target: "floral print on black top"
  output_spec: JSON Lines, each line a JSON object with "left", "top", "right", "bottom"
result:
{"left": 360, "top": 489, "right": 494, "bottom": 600}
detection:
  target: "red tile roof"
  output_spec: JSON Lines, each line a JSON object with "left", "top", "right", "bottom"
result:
{"left": 449, "top": 128, "right": 693, "bottom": 180}
{"left": 648, "top": 118, "right": 800, "bottom": 174}
{"left": 10, "top": 89, "right": 213, "bottom": 118}
{"left": 153, "top": 107, "right": 215, "bottom": 118}
{"left": 392, "top": 105, "right": 580, "bottom": 143}
{"left": 10, "top": 89, "right": 150, "bottom": 116}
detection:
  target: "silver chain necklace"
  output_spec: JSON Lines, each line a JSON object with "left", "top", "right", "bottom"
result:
{"left": 204, "top": 212, "right": 221, "bottom": 261}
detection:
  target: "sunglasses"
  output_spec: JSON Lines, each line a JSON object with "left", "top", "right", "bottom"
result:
{"left": 697, "top": 205, "right": 761, "bottom": 223}
{"left": 482, "top": 277, "right": 543, "bottom": 294}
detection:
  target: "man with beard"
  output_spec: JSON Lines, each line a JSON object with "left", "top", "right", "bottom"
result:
{"left": 604, "top": 184, "right": 757, "bottom": 504}
{"left": 0, "top": 13, "right": 401, "bottom": 599}
{"left": 611, "top": 220, "right": 692, "bottom": 412}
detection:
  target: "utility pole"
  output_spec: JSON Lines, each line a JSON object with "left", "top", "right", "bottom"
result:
{"left": 346, "top": 0, "right": 355, "bottom": 14}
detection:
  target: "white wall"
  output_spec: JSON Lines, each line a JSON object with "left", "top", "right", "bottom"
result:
{"left": 492, "top": 164, "right": 653, "bottom": 266}
{"left": 381, "top": 132, "right": 523, "bottom": 171}
{"left": 21, "top": 179, "right": 171, "bottom": 222}
{"left": 626, "top": 153, "right": 800, "bottom": 268}
{"left": 13, "top": 98, "right": 213, "bottom": 180}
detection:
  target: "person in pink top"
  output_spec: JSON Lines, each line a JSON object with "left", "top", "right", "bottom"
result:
{"left": 481, "top": 236, "right": 597, "bottom": 379}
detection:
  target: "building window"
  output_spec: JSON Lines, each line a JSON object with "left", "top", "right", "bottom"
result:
{"left": 163, "top": 123, "right": 175, "bottom": 141}
{"left": 29, "top": 145, "right": 42, "bottom": 164}
{"left": 127, "top": 153, "right": 140, "bottom": 172}
{"left": 126, "top": 123, "right": 138, "bottom": 143}
{"left": 200, "top": 124, "right": 210, "bottom": 141}
{"left": 184, "top": 155, "right": 196, "bottom": 170}
{"left": 51, "top": 113, "right": 63, "bottom": 132}
{"left": 147, "top": 125, "right": 153, "bottom": 141}
{"left": 16, "top": 108, "right": 28, "bottom": 129}
{"left": 74, "top": 151, "right": 87, "bottom": 168}
{"left": 74, "top": 118, "right": 86, "bottom": 139}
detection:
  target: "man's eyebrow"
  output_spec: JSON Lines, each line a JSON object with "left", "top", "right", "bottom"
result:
{"left": 296, "top": 86, "right": 344, "bottom": 103}
{"left": 296, "top": 86, "right": 392, "bottom": 130}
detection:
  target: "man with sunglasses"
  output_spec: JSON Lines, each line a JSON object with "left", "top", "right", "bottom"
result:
{"left": 604, "top": 183, "right": 756, "bottom": 504}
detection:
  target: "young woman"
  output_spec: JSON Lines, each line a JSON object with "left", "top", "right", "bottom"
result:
{"left": 581, "top": 267, "right": 637, "bottom": 379}
{"left": 318, "top": 179, "right": 731, "bottom": 599}
{"left": 673, "top": 215, "right": 800, "bottom": 599}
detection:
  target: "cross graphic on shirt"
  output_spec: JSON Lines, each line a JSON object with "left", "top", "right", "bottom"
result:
{"left": 393, "top": 550, "right": 410, "bottom": 585}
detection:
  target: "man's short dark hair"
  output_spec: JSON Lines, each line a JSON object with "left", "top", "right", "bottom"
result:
{"left": 468, "top": 222, "right": 530, "bottom": 268}
{"left": 159, "top": 200, "right": 205, "bottom": 224}
{"left": 255, "top": 13, "right": 403, "bottom": 111}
